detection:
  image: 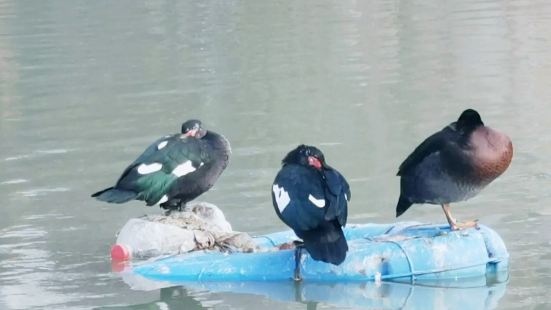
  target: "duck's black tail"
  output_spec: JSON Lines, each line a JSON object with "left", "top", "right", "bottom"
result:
{"left": 91, "top": 187, "right": 137, "bottom": 203}
{"left": 396, "top": 194, "right": 412, "bottom": 217}
{"left": 301, "top": 221, "right": 348, "bottom": 265}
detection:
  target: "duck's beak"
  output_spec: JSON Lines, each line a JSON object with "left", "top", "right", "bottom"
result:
{"left": 184, "top": 129, "right": 198, "bottom": 137}
{"left": 308, "top": 156, "right": 322, "bottom": 170}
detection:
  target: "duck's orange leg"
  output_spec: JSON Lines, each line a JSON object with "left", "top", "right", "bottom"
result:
{"left": 441, "top": 204, "right": 478, "bottom": 230}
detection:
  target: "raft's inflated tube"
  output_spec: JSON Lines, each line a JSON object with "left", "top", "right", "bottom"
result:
{"left": 132, "top": 223, "right": 509, "bottom": 282}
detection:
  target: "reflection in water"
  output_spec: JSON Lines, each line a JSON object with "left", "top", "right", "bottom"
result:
{"left": 97, "top": 287, "right": 205, "bottom": 310}
{"left": 106, "top": 275, "right": 508, "bottom": 310}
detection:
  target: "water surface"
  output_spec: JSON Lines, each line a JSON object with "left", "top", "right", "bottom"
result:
{"left": 1, "top": 0, "right": 550, "bottom": 309}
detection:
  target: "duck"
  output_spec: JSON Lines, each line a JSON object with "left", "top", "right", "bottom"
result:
{"left": 92, "top": 119, "right": 231, "bottom": 212}
{"left": 272, "top": 145, "right": 351, "bottom": 281}
{"left": 396, "top": 109, "right": 513, "bottom": 230}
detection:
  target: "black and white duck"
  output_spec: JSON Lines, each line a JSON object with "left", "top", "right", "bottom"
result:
{"left": 92, "top": 120, "right": 231, "bottom": 212}
{"left": 272, "top": 145, "right": 351, "bottom": 280}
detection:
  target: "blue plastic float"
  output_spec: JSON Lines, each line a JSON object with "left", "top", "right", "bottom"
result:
{"left": 132, "top": 222, "right": 509, "bottom": 283}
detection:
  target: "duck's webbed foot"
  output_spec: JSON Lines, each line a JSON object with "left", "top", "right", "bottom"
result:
{"left": 453, "top": 219, "right": 479, "bottom": 230}
{"left": 441, "top": 204, "right": 479, "bottom": 231}
{"left": 177, "top": 200, "right": 187, "bottom": 212}
{"left": 278, "top": 242, "right": 295, "bottom": 250}
{"left": 160, "top": 199, "right": 183, "bottom": 215}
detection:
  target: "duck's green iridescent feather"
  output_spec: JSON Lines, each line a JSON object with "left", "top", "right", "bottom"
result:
{"left": 116, "top": 135, "right": 210, "bottom": 205}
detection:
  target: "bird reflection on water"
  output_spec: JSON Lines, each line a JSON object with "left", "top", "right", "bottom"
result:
{"left": 103, "top": 273, "right": 507, "bottom": 309}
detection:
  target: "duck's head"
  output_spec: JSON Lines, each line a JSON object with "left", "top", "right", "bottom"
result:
{"left": 456, "top": 109, "right": 484, "bottom": 134}
{"left": 282, "top": 144, "right": 327, "bottom": 170}
{"left": 181, "top": 119, "right": 206, "bottom": 138}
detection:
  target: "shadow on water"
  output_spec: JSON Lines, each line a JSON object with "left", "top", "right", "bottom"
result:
{"left": 99, "top": 273, "right": 508, "bottom": 309}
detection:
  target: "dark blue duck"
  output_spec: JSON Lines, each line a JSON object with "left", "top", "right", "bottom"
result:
{"left": 92, "top": 120, "right": 231, "bottom": 211}
{"left": 396, "top": 109, "right": 513, "bottom": 230}
{"left": 272, "top": 145, "right": 351, "bottom": 280}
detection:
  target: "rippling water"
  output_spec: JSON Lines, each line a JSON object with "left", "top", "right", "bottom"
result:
{"left": 1, "top": 0, "right": 551, "bottom": 309}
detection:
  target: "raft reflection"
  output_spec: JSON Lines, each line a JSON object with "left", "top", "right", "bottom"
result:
{"left": 111, "top": 272, "right": 507, "bottom": 309}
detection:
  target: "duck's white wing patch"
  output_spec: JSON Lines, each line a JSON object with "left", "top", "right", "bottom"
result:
{"left": 308, "top": 194, "right": 325, "bottom": 208}
{"left": 157, "top": 195, "right": 168, "bottom": 204}
{"left": 172, "top": 161, "right": 196, "bottom": 177}
{"left": 137, "top": 163, "right": 163, "bottom": 174}
{"left": 157, "top": 141, "right": 168, "bottom": 150}
{"left": 273, "top": 184, "right": 290, "bottom": 213}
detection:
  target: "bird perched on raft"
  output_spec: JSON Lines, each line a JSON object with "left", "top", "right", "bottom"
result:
{"left": 272, "top": 145, "right": 351, "bottom": 281}
{"left": 396, "top": 109, "right": 513, "bottom": 230}
{"left": 92, "top": 120, "right": 231, "bottom": 212}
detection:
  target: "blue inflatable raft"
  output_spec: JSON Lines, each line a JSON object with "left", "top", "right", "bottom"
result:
{"left": 132, "top": 222, "right": 509, "bottom": 283}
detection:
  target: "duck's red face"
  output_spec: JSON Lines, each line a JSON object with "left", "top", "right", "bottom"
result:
{"left": 308, "top": 156, "right": 322, "bottom": 170}
{"left": 184, "top": 129, "right": 199, "bottom": 137}
{"left": 182, "top": 125, "right": 206, "bottom": 138}
{"left": 181, "top": 120, "right": 205, "bottom": 138}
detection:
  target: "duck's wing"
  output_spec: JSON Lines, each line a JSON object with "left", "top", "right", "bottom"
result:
{"left": 131, "top": 135, "right": 207, "bottom": 171}
{"left": 397, "top": 125, "right": 456, "bottom": 176}
{"left": 322, "top": 169, "right": 350, "bottom": 227}
{"left": 272, "top": 165, "right": 328, "bottom": 233}
{"left": 128, "top": 135, "right": 174, "bottom": 166}
{"left": 114, "top": 135, "right": 206, "bottom": 205}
